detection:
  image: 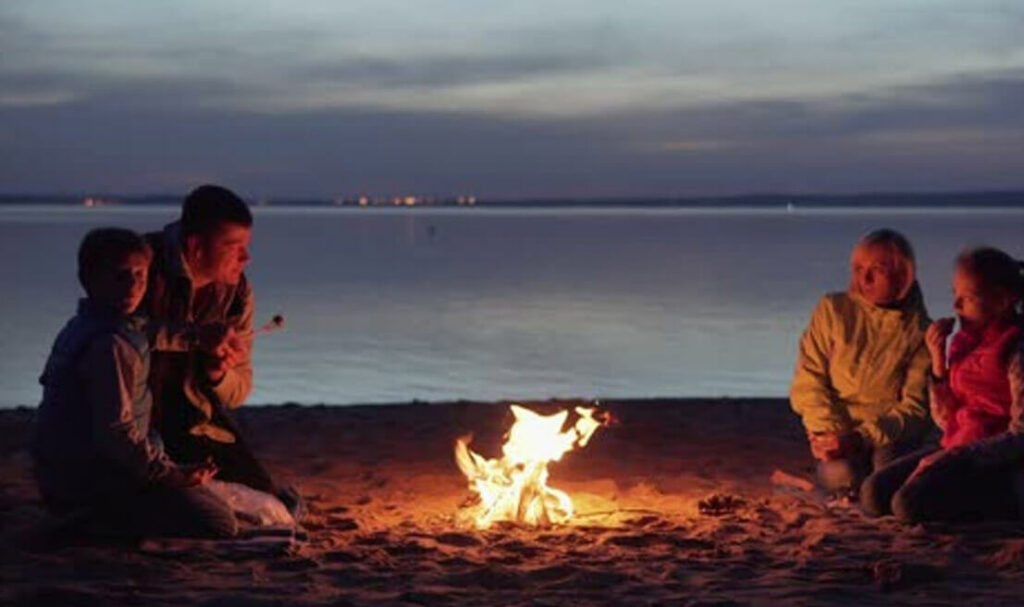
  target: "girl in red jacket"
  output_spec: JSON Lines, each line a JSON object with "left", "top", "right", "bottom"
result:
{"left": 861, "top": 246, "right": 1024, "bottom": 522}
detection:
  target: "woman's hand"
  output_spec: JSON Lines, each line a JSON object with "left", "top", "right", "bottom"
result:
{"left": 809, "top": 432, "right": 863, "bottom": 461}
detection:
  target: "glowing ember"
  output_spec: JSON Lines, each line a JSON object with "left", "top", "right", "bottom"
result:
{"left": 454, "top": 404, "right": 604, "bottom": 528}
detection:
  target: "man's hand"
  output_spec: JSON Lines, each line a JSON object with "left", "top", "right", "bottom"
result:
{"left": 926, "top": 318, "right": 955, "bottom": 378}
{"left": 195, "top": 323, "right": 231, "bottom": 355}
{"left": 809, "top": 432, "right": 863, "bottom": 461}
{"left": 204, "top": 328, "right": 245, "bottom": 383}
{"left": 182, "top": 459, "right": 219, "bottom": 486}
{"left": 168, "top": 459, "right": 219, "bottom": 488}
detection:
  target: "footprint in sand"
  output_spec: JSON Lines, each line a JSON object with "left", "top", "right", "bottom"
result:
{"left": 433, "top": 532, "right": 483, "bottom": 547}
{"left": 327, "top": 516, "right": 359, "bottom": 531}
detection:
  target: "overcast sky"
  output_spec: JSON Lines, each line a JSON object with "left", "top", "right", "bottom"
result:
{"left": 2, "top": 1, "right": 1022, "bottom": 199}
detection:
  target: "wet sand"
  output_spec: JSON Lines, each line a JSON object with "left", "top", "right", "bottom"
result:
{"left": 3, "top": 398, "right": 1024, "bottom": 606}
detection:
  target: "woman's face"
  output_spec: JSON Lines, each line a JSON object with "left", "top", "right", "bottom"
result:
{"left": 851, "top": 244, "right": 907, "bottom": 306}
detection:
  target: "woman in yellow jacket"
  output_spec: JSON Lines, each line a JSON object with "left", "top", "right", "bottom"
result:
{"left": 790, "top": 229, "right": 932, "bottom": 500}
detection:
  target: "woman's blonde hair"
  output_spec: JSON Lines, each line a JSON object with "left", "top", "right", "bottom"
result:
{"left": 849, "top": 228, "right": 917, "bottom": 302}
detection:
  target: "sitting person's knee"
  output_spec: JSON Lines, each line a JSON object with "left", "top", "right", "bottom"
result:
{"left": 890, "top": 487, "right": 921, "bottom": 523}
{"left": 858, "top": 474, "right": 888, "bottom": 517}
{"left": 203, "top": 513, "right": 239, "bottom": 539}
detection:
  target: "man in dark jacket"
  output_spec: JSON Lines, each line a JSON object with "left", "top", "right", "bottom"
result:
{"left": 143, "top": 184, "right": 298, "bottom": 513}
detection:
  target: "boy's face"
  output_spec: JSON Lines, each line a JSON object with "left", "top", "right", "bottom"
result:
{"left": 187, "top": 222, "right": 251, "bottom": 286}
{"left": 89, "top": 252, "right": 150, "bottom": 315}
{"left": 851, "top": 244, "right": 906, "bottom": 306}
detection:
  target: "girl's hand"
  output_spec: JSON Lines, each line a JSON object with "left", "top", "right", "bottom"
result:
{"left": 930, "top": 398, "right": 951, "bottom": 431}
{"left": 925, "top": 318, "right": 955, "bottom": 377}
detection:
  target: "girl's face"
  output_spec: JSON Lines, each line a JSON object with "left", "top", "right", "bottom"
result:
{"left": 952, "top": 266, "right": 1013, "bottom": 330}
{"left": 851, "top": 244, "right": 907, "bottom": 306}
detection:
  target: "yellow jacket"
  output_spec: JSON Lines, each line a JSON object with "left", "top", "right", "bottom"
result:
{"left": 790, "top": 284, "right": 932, "bottom": 447}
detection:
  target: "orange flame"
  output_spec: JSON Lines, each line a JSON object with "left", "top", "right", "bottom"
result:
{"left": 454, "top": 405, "right": 603, "bottom": 528}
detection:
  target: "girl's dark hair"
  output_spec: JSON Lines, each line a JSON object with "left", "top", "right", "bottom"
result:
{"left": 78, "top": 227, "right": 152, "bottom": 294}
{"left": 956, "top": 246, "right": 1024, "bottom": 311}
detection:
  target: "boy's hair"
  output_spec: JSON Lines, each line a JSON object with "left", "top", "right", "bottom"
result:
{"left": 77, "top": 228, "right": 153, "bottom": 294}
{"left": 852, "top": 228, "right": 918, "bottom": 300}
{"left": 956, "top": 246, "right": 1024, "bottom": 309}
{"left": 180, "top": 184, "right": 252, "bottom": 240}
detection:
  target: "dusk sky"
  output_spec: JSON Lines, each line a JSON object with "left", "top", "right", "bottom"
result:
{"left": 2, "top": 1, "right": 1023, "bottom": 199}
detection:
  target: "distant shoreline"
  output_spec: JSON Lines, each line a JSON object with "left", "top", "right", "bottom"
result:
{"left": 1, "top": 190, "right": 1023, "bottom": 209}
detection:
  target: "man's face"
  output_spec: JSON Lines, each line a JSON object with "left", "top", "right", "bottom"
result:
{"left": 190, "top": 223, "right": 252, "bottom": 286}
{"left": 90, "top": 252, "right": 149, "bottom": 315}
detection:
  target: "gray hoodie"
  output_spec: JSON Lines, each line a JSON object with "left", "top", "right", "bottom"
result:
{"left": 33, "top": 299, "right": 177, "bottom": 505}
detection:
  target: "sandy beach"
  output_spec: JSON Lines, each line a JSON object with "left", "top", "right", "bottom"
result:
{"left": 3, "top": 398, "right": 1024, "bottom": 606}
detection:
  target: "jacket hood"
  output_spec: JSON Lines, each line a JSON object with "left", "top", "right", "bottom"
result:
{"left": 160, "top": 221, "right": 193, "bottom": 281}
{"left": 848, "top": 281, "right": 928, "bottom": 321}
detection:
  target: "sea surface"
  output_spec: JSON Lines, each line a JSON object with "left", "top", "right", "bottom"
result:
{"left": 1, "top": 205, "right": 1021, "bottom": 407}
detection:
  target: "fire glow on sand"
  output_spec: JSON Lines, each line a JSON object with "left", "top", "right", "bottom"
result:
{"left": 454, "top": 404, "right": 606, "bottom": 529}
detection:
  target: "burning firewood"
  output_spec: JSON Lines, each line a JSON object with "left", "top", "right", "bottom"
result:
{"left": 454, "top": 404, "right": 608, "bottom": 529}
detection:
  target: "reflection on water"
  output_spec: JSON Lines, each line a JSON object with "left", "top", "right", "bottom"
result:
{"left": 1, "top": 206, "right": 1022, "bottom": 406}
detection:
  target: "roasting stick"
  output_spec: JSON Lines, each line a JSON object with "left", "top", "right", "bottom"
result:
{"left": 237, "top": 314, "right": 286, "bottom": 340}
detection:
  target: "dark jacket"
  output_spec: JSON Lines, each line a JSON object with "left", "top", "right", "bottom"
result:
{"left": 144, "top": 221, "right": 254, "bottom": 444}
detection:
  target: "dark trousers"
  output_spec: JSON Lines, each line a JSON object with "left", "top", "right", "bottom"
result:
{"left": 863, "top": 447, "right": 1020, "bottom": 523}
{"left": 45, "top": 473, "right": 238, "bottom": 540}
{"left": 158, "top": 400, "right": 278, "bottom": 496}
{"left": 859, "top": 446, "right": 936, "bottom": 517}
{"left": 152, "top": 356, "right": 278, "bottom": 496}
{"left": 103, "top": 482, "right": 238, "bottom": 539}
{"left": 816, "top": 440, "right": 920, "bottom": 498}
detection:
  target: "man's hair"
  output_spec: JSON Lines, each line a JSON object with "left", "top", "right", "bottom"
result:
{"left": 180, "top": 184, "right": 252, "bottom": 240}
{"left": 77, "top": 227, "right": 152, "bottom": 294}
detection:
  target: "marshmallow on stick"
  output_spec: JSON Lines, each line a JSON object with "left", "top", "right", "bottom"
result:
{"left": 242, "top": 314, "right": 285, "bottom": 339}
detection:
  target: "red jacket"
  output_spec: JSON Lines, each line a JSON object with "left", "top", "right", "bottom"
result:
{"left": 936, "top": 322, "right": 1022, "bottom": 449}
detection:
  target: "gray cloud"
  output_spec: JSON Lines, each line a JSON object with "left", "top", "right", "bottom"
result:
{"left": 294, "top": 52, "right": 612, "bottom": 89}
{"left": 0, "top": 67, "right": 1021, "bottom": 198}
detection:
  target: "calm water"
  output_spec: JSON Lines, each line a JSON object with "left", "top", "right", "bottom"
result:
{"left": 1, "top": 205, "right": 1021, "bottom": 407}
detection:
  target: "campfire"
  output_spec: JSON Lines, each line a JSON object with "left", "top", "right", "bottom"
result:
{"left": 454, "top": 404, "right": 605, "bottom": 528}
